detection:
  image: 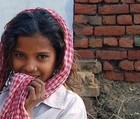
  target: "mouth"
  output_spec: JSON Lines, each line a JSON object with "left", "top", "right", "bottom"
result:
{"left": 31, "top": 75, "right": 41, "bottom": 79}
{"left": 14, "top": 71, "right": 41, "bottom": 79}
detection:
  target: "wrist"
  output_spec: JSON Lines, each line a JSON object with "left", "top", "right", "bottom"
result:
{"left": 25, "top": 106, "right": 34, "bottom": 119}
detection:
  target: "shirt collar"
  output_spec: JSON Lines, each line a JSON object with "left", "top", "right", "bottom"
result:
{"left": 0, "top": 79, "right": 11, "bottom": 94}
{"left": 39, "top": 85, "right": 66, "bottom": 109}
{"left": 4, "top": 80, "right": 67, "bottom": 109}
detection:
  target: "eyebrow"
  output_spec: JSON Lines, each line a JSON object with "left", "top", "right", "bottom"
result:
{"left": 13, "top": 49, "right": 51, "bottom": 54}
{"left": 13, "top": 50, "right": 25, "bottom": 54}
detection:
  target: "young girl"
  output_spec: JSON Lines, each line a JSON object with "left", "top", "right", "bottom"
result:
{"left": 0, "top": 8, "right": 87, "bottom": 119}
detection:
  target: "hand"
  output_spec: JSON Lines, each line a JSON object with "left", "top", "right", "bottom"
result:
{"left": 25, "top": 79, "right": 46, "bottom": 118}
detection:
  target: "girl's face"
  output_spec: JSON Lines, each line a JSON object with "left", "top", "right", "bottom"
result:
{"left": 12, "top": 34, "right": 57, "bottom": 82}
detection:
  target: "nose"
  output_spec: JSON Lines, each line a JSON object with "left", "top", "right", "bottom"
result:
{"left": 23, "top": 60, "right": 37, "bottom": 73}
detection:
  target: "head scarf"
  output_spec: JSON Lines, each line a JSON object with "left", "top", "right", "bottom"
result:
{"left": 0, "top": 9, "right": 74, "bottom": 119}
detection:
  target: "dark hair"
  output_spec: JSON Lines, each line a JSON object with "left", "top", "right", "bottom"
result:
{"left": 0, "top": 8, "right": 65, "bottom": 81}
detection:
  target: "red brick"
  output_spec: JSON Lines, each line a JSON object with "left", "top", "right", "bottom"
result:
{"left": 126, "top": 25, "right": 140, "bottom": 35}
{"left": 99, "top": 5, "right": 129, "bottom": 15}
{"left": 104, "top": 0, "right": 119, "bottom": 3}
{"left": 119, "top": 37, "right": 134, "bottom": 48}
{"left": 117, "top": 15, "right": 132, "bottom": 25}
{"left": 102, "top": 16, "right": 116, "bottom": 25}
{"left": 87, "top": 16, "right": 102, "bottom": 25}
{"left": 134, "top": 14, "right": 140, "bottom": 24}
{"left": 96, "top": 50, "right": 127, "bottom": 60}
{"left": 103, "top": 37, "right": 118, "bottom": 46}
{"left": 75, "top": 3, "right": 97, "bottom": 15}
{"left": 128, "top": 50, "right": 140, "bottom": 59}
{"left": 74, "top": 37, "right": 88, "bottom": 48}
{"left": 136, "top": 0, "right": 140, "bottom": 2}
{"left": 125, "top": 73, "right": 140, "bottom": 82}
{"left": 94, "top": 26, "right": 125, "bottom": 36}
{"left": 76, "top": 49, "right": 95, "bottom": 59}
{"left": 75, "top": 0, "right": 88, "bottom": 2}
{"left": 130, "top": 4, "right": 140, "bottom": 13}
{"left": 119, "top": 60, "right": 134, "bottom": 71}
{"left": 103, "top": 61, "right": 113, "bottom": 71}
{"left": 89, "top": 0, "right": 103, "bottom": 3}
{"left": 104, "top": 71, "right": 124, "bottom": 80}
{"left": 74, "top": 15, "right": 88, "bottom": 24}
{"left": 89, "top": 38, "right": 103, "bottom": 48}
{"left": 121, "top": 0, "right": 135, "bottom": 3}
{"left": 134, "top": 61, "right": 140, "bottom": 71}
{"left": 74, "top": 25, "right": 93, "bottom": 36}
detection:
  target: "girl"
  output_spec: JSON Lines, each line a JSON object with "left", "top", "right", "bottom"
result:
{"left": 0, "top": 8, "right": 87, "bottom": 119}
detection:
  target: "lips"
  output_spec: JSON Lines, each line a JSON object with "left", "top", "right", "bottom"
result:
{"left": 33, "top": 75, "right": 40, "bottom": 78}
{"left": 29, "top": 74, "right": 40, "bottom": 79}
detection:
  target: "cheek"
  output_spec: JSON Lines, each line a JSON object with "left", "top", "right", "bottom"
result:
{"left": 12, "top": 59, "right": 23, "bottom": 70}
{"left": 42, "top": 62, "right": 55, "bottom": 73}
{"left": 41, "top": 60, "right": 56, "bottom": 77}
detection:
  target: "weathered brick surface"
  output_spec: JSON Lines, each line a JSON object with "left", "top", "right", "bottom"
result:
{"left": 103, "top": 37, "right": 118, "bottom": 46}
{"left": 74, "top": 1, "right": 140, "bottom": 82}
{"left": 119, "top": 60, "right": 134, "bottom": 71}
{"left": 128, "top": 50, "right": 140, "bottom": 59}
{"left": 74, "top": 25, "right": 93, "bottom": 36}
{"left": 125, "top": 73, "right": 140, "bottom": 82}
{"left": 121, "top": 0, "right": 135, "bottom": 3}
{"left": 136, "top": 0, "right": 140, "bottom": 2}
{"left": 74, "top": 37, "right": 88, "bottom": 48}
{"left": 134, "top": 14, "right": 140, "bottom": 24}
{"left": 79, "top": 60, "right": 102, "bottom": 74}
{"left": 130, "top": 4, "right": 140, "bottom": 13}
{"left": 134, "top": 61, "right": 140, "bottom": 71}
{"left": 76, "top": 49, "right": 95, "bottom": 59}
{"left": 89, "top": 38, "right": 102, "bottom": 48}
{"left": 104, "top": 0, "right": 119, "bottom": 3}
{"left": 119, "top": 37, "right": 134, "bottom": 48}
{"left": 126, "top": 25, "right": 140, "bottom": 35}
{"left": 98, "top": 5, "right": 129, "bottom": 15}
{"left": 134, "top": 36, "right": 140, "bottom": 46}
{"left": 103, "top": 61, "right": 114, "bottom": 71}
{"left": 102, "top": 16, "right": 116, "bottom": 25}
{"left": 74, "top": 15, "right": 88, "bottom": 24}
{"left": 75, "top": 0, "right": 88, "bottom": 2}
{"left": 117, "top": 15, "right": 132, "bottom": 25}
{"left": 89, "top": 0, "right": 103, "bottom": 3}
{"left": 96, "top": 50, "right": 127, "bottom": 60}
{"left": 94, "top": 26, "right": 125, "bottom": 36}
{"left": 87, "top": 16, "right": 102, "bottom": 25}
{"left": 76, "top": 71, "right": 100, "bottom": 97}
{"left": 104, "top": 71, "right": 124, "bottom": 80}
{"left": 75, "top": 3, "right": 97, "bottom": 15}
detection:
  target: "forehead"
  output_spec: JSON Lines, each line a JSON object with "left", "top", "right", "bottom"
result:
{"left": 15, "top": 34, "right": 53, "bottom": 50}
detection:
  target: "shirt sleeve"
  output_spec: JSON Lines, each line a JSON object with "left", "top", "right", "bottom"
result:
{"left": 58, "top": 94, "right": 87, "bottom": 119}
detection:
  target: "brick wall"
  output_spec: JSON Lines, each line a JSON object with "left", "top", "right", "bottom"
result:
{"left": 74, "top": 0, "right": 140, "bottom": 82}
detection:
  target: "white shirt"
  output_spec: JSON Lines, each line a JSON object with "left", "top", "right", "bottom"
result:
{"left": 0, "top": 85, "right": 87, "bottom": 119}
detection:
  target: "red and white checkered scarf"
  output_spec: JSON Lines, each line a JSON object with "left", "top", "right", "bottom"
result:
{"left": 0, "top": 9, "right": 74, "bottom": 119}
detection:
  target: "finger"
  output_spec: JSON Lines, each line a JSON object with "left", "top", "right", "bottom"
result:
{"left": 34, "top": 78, "right": 46, "bottom": 88}
{"left": 25, "top": 85, "right": 37, "bottom": 113}
{"left": 29, "top": 80, "right": 42, "bottom": 99}
{"left": 26, "top": 85, "right": 36, "bottom": 102}
{"left": 33, "top": 79, "right": 46, "bottom": 99}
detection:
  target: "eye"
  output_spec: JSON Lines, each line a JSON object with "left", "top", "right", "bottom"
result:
{"left": 37, "top": 54, "right": 48, "bottom": 61}
{"left": 13, "top": 52, "right": 25, "bottom": 59}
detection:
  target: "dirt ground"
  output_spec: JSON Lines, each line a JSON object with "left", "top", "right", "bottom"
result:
{"left": 83, "top": 74, "right": 140, "bottom": 119}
